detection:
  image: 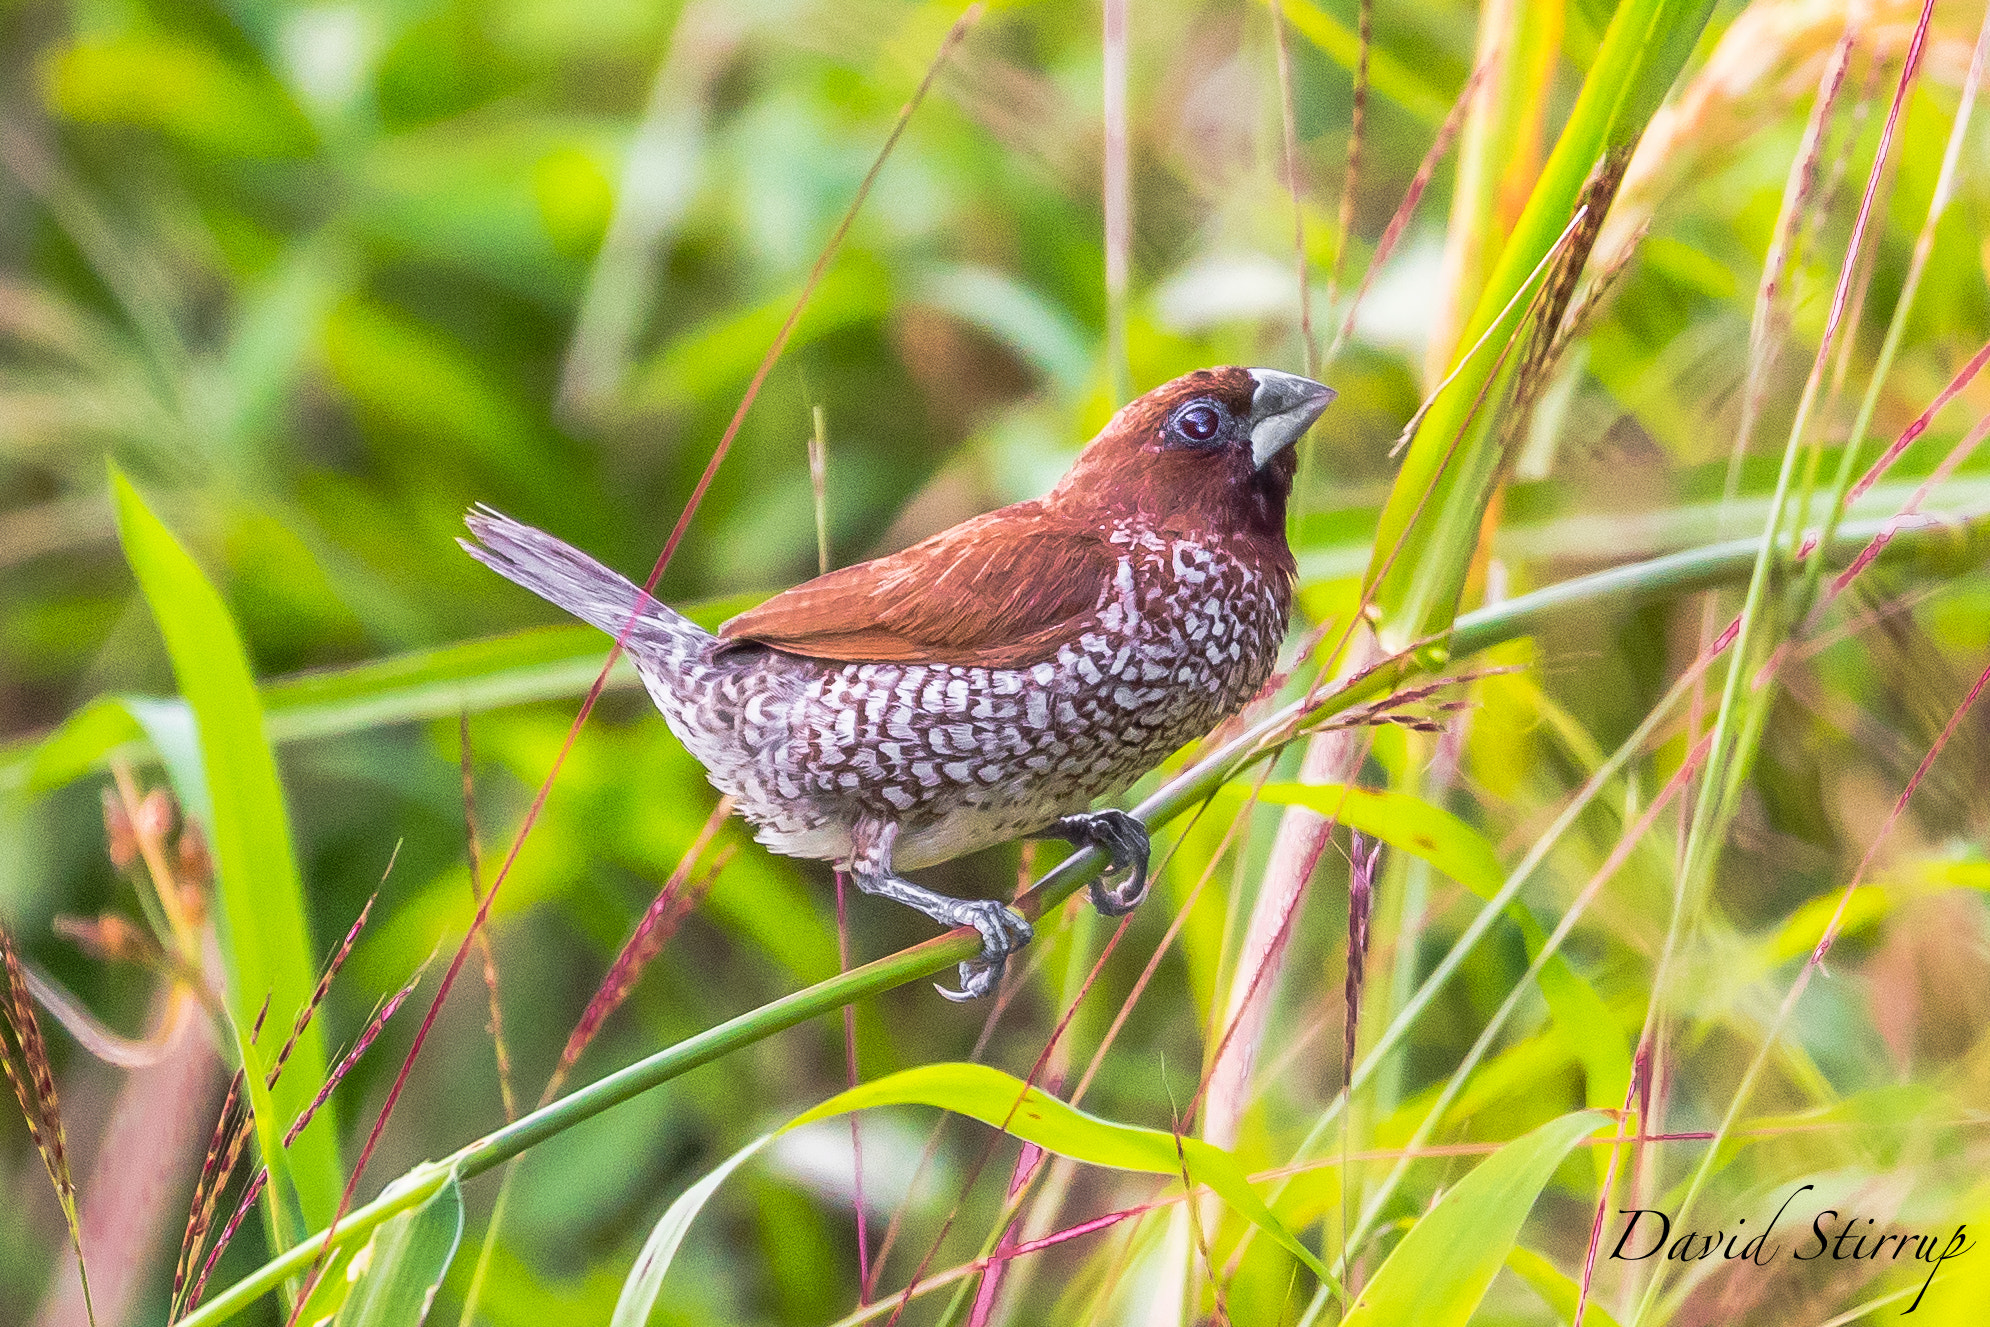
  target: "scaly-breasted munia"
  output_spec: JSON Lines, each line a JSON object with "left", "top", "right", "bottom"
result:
{"left": 464, "top": 366, "right": 1334, "bottom": 998}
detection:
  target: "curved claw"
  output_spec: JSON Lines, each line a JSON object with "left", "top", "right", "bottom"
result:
{"left": 1057, "top": 810, "right": 1150, "bottom": 917}
{"left": 934, "top": 900, "right": 1033, "bottom": 1001}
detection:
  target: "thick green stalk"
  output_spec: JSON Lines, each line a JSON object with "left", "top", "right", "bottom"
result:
{"left": 171, "top": 508, "right": 1988, "bottom": 1327}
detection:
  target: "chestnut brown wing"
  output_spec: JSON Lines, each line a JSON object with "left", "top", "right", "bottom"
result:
{"left": 717, "top": 503, "right": 1118, "bottom": 667}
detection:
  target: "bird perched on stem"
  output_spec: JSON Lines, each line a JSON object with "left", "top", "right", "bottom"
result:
{"left": 464, "top": 366, "right": 1334, "bottom": 998}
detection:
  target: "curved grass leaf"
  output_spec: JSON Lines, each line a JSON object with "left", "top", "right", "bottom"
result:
{"left": 110, "top": 468, "right": 341, "bottom": 1232}
{"left": 611, "top": 1062, "right": 1336, "bottom": 1326}
{"left": 1342, "top": 1109, "right": 1608, "bottom": 1326}
{"left": 611, "top": 1135, "right": 768, "bottom": 1327}
{"left": 1367, "top": 0, "right": 1720, "bottom": 652}
{"left": 333, "top": 1170, "right": 465, "bottom": 1327}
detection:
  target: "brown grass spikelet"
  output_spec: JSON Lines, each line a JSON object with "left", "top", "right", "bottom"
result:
{"left": 0, "top": 923, "right": 95, "bottom": 1324}
{"left": 171, "top": 1069, "right": 247, "bottom": 1318}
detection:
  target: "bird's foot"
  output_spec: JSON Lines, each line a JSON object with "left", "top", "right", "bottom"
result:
{"left": 1049, "top": 810, "right": 1151, "bottom": 917}
{"left": 933, "top": 899, "right": 1034, "bottom": 1003}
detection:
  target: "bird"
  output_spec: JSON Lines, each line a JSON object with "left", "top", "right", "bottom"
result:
{"left": 462, "top": 366, "right": 1335, "bottom": 999}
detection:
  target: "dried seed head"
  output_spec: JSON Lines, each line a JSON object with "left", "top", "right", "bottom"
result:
{"left": 101, "top": 788, "right": 138, "bottom": 872}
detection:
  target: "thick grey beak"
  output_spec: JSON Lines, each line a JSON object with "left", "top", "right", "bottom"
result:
{"left": 1247, "top": 368, "right": 1337, "bottom": 469}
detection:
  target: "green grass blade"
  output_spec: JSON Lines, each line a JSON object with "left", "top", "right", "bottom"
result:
{"left": 611, "top": 1136, "right": 770, "bottom": 1327}
{"left": 1339, "top": 1110, "right": 1608, "bottom": 1326}
{"left": 109, "top": 467, "right": 342, "bottom": 1233}
{"left": 612, "top": 1061, "right": 1338, "bottom": 1325}
{"left": 333, "top": 1169, "right": 465, "bottom": 1327}
{"left": 1366, "top": 0, "right": 1719, "bottom": 653}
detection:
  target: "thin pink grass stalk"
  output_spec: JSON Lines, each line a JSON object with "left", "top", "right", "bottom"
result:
{"left": 460, "top": 712, "right": 517, "bottom": 1123}
{"left": 1572, "top": 1052, "right": 1646, "bottom": 1327}
{"left": 1268, "top": 0, "right": 1315, "bottom": 377}
{"left": 1814, "top": 404, "right": 1990, "bottom": 621}
{"left": 1809, "top": 2, "right": 1932, "bottom": 365}
{"left": 281, "top": 13, "right": 982, "bottom": 1306}
{"left": 1843, "top": 339, "right": 1990, "bottom": 512}
{"left": 1685, "top": 18, "right": 1855, "bottom": 810}
{"left": 1748, "top": 344, "right": 1990, "bottom": 685}
{"left": 1811, "top": 664, "right": 1990, "bottom": 983}
{"left": 834, "top": 868, "right": 872, "bottom": 1302}
{"left": 1325, "top": 53, "right": 1484, "bottom": 362}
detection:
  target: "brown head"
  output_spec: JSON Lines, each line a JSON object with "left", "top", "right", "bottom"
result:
{"left": 1047, "top": 367, "right": 1336, "bottom": 549}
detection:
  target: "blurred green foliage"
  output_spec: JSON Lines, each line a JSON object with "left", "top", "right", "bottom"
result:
{"left": 5, "top": 0, "right": 1990, "bottom": 1323}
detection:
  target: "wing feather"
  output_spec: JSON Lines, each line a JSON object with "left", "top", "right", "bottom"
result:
{"left": 718, "top": 503, "right": 1118, "bottom": 667}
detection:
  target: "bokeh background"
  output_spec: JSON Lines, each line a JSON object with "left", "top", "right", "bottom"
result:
{"left": 5, "top": 0, "right": 1990, "bottom": 1323}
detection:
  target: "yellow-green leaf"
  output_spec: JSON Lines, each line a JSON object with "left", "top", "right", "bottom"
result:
{"left": 1344, "top": 1110, "right": 1609, "bottom": 1326}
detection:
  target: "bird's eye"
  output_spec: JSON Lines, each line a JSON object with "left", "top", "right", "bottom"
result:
{"left": 1173, "top": 402, "right": 1223, "bottom": 445}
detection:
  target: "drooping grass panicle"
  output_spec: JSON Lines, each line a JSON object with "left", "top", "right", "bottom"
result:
{"left": 1, "top": 923, "right": 94, "bottom": 1325}
{"left": 171, "top": 1067, "right": 247, "bottom": 1318}
{"left": 285, "top": 963, "right": 425, "bottom": 1151}
{"left": 267, "top": 886, "right": 382, "bottom": 1092}
{"left": 546, "top": 798, "right": 734, "bottom": 1103}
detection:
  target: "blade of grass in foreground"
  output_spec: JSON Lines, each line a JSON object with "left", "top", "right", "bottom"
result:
{"left": 168, "top": 510, "right": 1990, "bottom": 1327}
{"left": 1337, "top": 1110, "right": 1608, "bottom": 1326}
{"left": 610, "top": 1063, "right": 1338, "bottom": 1326}
{"left": 110, "top": 468, "right": 340, "bottom": 1239}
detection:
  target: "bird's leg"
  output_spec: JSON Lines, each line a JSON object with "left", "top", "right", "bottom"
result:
{"left": 848, "top": 820, "right": 1034, "bottom": 1002}
{"left": 1044, "top": 809, "right": 1151, "bottom": 917}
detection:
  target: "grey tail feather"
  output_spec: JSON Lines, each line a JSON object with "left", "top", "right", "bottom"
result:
{"left": 460, "top": 505, "right": 710, "bottom": 656}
